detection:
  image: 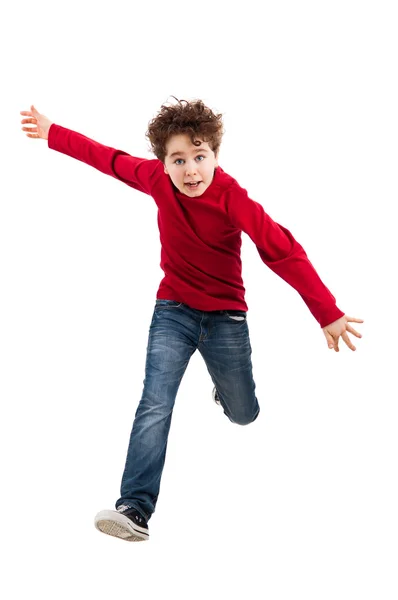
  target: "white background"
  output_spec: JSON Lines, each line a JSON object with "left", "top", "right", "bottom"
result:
{"left": 1, "top": 1, "right": 397, "bottom": 598}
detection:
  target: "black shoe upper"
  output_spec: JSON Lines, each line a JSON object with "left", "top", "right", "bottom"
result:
{"left": 120, "top": 506, "right": 149, "bottom": 530}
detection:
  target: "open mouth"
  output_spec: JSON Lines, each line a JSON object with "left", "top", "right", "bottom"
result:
{"left": 186, "top": 181, "right": 201, "bottom": 189}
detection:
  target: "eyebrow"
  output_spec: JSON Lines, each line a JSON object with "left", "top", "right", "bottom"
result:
{"left": 168, "top": 148, "right": 209, "bottom": 159}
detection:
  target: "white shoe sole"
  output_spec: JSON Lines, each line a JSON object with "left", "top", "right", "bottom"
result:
{"left": 94, "top": 509, "right": 149, "bottom": 542}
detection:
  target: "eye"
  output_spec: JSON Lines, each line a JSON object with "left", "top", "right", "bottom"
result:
{"left": 174, "top": 155, "right": 205, "bottom": 165}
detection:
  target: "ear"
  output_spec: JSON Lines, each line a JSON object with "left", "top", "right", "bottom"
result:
{"left": 164, "top": 164, "right": 168, "bottom": 174}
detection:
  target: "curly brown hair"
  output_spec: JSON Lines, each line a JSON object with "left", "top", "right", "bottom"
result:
{"left": 145, "top": 97, "right": 224, "bottom": 163}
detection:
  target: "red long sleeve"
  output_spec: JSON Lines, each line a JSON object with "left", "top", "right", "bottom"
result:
{"left": 225, "top": 183, "right": 345, "bottom": 326}
{"left": 48, "top": 124, "right": 160, "bottom": 194}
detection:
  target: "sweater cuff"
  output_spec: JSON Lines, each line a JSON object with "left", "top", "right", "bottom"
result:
{"left": 319, "top": 306, "right": 345, "bottom": 328}
{"left": 47, "top": 123, "right": 62, "bottom": 150}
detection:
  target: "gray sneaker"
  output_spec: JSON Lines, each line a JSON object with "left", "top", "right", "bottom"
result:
{"left": 94, "top": 505, "right": 149, "bottom": 542}
{"left": 212, "top": 386, "right": 221, "bottom": 406}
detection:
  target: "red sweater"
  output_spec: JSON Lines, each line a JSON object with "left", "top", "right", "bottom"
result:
{"left": 48, "top": 124, "right": 345, "bottom": 328}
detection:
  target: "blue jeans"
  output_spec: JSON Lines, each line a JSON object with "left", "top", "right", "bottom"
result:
{"left": 115, "top": 299, "right": 260, "bottom": 521}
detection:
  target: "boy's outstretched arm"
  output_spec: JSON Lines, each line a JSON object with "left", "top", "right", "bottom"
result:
{"left": 225, "top": 183, "right": 364, "bottom": 352}
{"left": 20, "top": 105, "right": 161, "bottom": 195}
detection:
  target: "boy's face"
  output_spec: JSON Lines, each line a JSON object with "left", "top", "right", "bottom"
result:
{"left": 163, "top": 134, "right": 219, "bottom": 197}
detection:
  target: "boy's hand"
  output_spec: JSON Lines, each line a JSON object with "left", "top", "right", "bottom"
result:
{"left": 323, "top": 315, "right": 364, "bottom": 352}
{"left": 20, "top": 105, "right": 52, "bottom": 140}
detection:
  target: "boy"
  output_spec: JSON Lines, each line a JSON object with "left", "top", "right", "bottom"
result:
{"left": 20, "top": 98, "right": 363, "bottom": 542}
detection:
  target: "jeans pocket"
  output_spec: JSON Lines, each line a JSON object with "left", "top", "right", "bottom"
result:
{"left": 155, "top": 299, "right": 183, "bottom": 309}
{"left": 224, "top": 310, "right": 247, "bottom": 322}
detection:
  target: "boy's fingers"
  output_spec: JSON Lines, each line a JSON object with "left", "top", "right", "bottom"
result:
{"left": 328, "top": 336, "right": 339, "bottom": 351}
{"left": 342, "top": 332, "right": 356, "bottom": 351}
{"left": 346, "top": 325, "right": 362, "bottom": 338}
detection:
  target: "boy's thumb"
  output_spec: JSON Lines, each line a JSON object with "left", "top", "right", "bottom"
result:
{"left": 325, "top": 333, "right": 334, "bottom": 349}
{"left": 31, "top": 104, "right": 37, "bottom": 113}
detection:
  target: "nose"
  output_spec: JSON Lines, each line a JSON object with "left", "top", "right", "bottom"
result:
{"left": 185, "top": 160, "right": 197, "bottom": 176}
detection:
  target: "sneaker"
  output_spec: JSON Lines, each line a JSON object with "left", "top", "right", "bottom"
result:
{"left": 212, "top": 386, "right": 221, "bottom": 406}
{"left": 94, "top": 505, "right": 149, "bottom": 542}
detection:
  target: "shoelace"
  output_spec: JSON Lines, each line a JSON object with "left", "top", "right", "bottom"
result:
{"left": 118, "top": 505, "right": 144, "bottom": 524}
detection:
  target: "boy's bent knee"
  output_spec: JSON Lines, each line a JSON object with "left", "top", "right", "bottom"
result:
{"left": 230, "top": 407, "right": 260, "bottom": 426}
